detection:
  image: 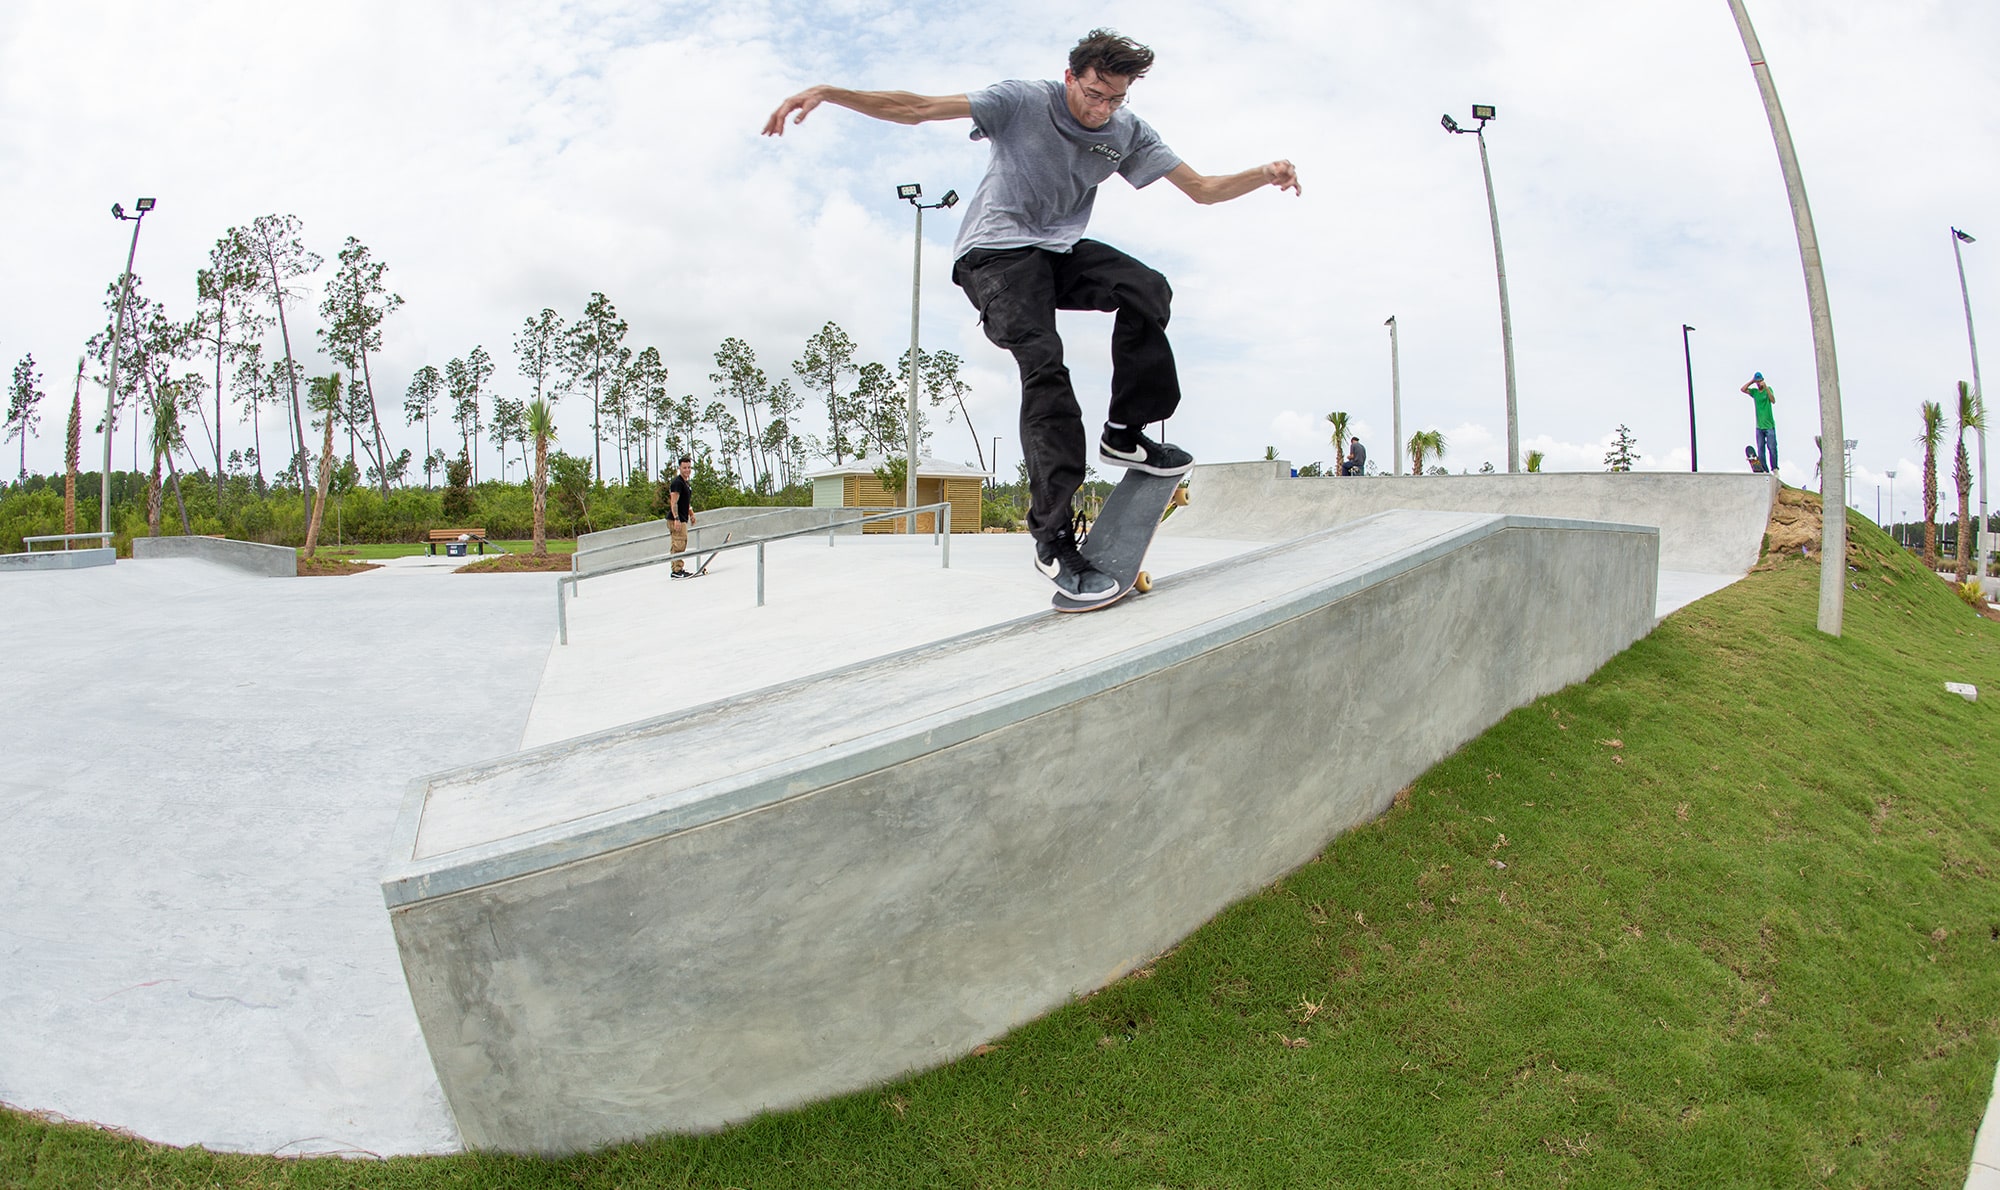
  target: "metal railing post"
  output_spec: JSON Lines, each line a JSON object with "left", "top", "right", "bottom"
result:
{"left": 942, "top": 504, "right": 951, "bottom": 568}
{"left": 557, "top": 577, "right": 569, "bottom": 645}
{"left": 757, "top": 541, "right": 766, "bottom": 607}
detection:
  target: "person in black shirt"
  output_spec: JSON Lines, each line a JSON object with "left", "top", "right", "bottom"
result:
{"left": 667, "top": 456, "right": 695, "bottom": 577}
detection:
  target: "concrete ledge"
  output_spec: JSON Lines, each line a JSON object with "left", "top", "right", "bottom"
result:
{"left": 384, "top": 510, "right": 1658, "bottom": 1153}
{"left": 1165, "top": 462, "right": 1774, "bottom": 574}
{"left": 0, "top": 547, "right": 116, "bottom": 571}
{"left": 131, "top": 535, "right": 296, "bottom": 577}
{"left": 574, "top": 508, "right": 866, "bottom": 578}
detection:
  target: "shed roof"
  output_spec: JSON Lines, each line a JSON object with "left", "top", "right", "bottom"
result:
{"left": 807, "top": 456, "right": 992, "bottom": 480}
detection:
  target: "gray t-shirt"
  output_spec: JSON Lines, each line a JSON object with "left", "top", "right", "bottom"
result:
{"left": 951, "top": 79, "right": 1182, "bottom": 259}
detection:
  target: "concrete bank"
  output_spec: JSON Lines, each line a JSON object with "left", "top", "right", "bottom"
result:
{"left": 383, "top": 510, "right": 1659, "bottom": 1153}
{"left": 131, "top": 534, "right": 296, "bottom": 577}
{"left": 1165, "top": 462, "right": 1776, "bottom": 574}
{"left": 0, "top": 546, "right": 115, "bottom": 571}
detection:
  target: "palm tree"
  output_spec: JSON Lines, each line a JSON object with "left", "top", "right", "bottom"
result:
{"left": 1953, "top": 381, "right": 1984, "bottom": 584}
{"left": 1525, "top": 449, "right": 1545, "bottom": 473}
{"left": 528, "top": 398, "right": 555, "bottom": 558}
{"left": 1408, "top": 428, "right": 1447, "bottom": 476}
{"left": 1325, "top": 411, "right": 1350, "bottom": 473}
{"left": 1918, "top": 400, "right": 1944, "bottom": 572}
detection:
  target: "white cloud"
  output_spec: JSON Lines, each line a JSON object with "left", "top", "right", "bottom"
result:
{"left": 0, "top": 0, "right": 1994, "bottom": 513}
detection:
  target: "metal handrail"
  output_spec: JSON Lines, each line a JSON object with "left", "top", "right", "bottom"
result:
{"left": 558, "top": 502, "right": 954, "bottom": 644}
{"left": 24, "top": 532, "right": 115, "bottom": 551}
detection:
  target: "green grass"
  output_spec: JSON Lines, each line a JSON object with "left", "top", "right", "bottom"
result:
{"left": 8, "top": 512, "right": 1998, "bottom": 1188}
{"left": 302, "top": 539, "right": 577, "bottom": 559}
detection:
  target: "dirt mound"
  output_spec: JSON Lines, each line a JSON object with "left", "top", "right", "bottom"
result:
{"left": 454, "top": 552, "right": 573, "bottom": 574}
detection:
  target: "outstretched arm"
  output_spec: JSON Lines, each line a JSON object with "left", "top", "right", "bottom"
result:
{"left": 762, "top": 86, "right": 971, "bottom": 136}
{"left": 1166, "top": 160, "right": 1302, "bottom": 205}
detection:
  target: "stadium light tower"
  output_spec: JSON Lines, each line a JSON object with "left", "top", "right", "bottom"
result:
{"left": 897, "top": 183, "right": 959, "bottom": 532}
{"left": 1441, "top": 105, "right": 1519, "bottom": 473}
{"left": 101, "top": 197, "right": 156, "bottom": 537}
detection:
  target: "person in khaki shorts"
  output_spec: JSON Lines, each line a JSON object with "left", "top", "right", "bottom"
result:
{"left": 667, "top": 456, "right": 695, "bottom": 577}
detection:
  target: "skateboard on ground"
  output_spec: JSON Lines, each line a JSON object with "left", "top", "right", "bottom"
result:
{"left": 676, "top": 536, "right": 732, "bottom": 584}
{"left": 1051, "top": 470, "right": 1186, "bottom": 613}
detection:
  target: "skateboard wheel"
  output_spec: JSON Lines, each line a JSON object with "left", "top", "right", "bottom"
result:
{"left": 1134, "top": 571, "right": 1152, "bottom": 593}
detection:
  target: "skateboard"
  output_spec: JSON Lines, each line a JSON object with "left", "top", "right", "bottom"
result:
{"left": 674, "top": 531, "right": 731, "bottom": 579}
{"left": 1051, "top": 469, "right": 1186, "bottom": 613}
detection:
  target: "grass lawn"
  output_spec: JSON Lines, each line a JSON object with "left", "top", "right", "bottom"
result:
{"left": 301, "top": 539, "right": 578, "bottom": 559}
{"left": 7, "top": 506, "right": 1998, "bottom": 1188}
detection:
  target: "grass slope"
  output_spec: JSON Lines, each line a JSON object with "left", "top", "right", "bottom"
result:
{"left": 7, "top": 506, "right": 1998, "bottom": 1188}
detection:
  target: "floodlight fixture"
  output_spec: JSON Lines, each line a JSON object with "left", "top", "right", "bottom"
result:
{"left": 897, "top": 183, "right": 921, "bottom": 200}
{"left": 1955, "top": 227, "right": 1976, "bottom": 244}
{"left": 940, "top": 189, "right": 959, "bottom": 209}
{"left": 1472, "top": 104, "right": 1496, "bottom": 121}
{"left": 135, "top": 197, "right": 156, "bottom": 212}
{"left": 1440, "top": 113, "right": 1460, "bottom": 134}
{"left": 111, "top": 202, "right": 124, "bottom": 219}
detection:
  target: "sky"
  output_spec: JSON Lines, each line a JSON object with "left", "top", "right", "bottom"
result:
{"left": 1, "top": 0, "right": 1996, "bottom": 526}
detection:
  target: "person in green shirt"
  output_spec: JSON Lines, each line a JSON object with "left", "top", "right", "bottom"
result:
{"left": 1742, "top": 372, "right": 1777, "bottom": 473}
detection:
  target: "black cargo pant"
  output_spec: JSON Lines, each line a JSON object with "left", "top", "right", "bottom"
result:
{"left": 952, "top": 239, "right": 1181, "bottom": 543}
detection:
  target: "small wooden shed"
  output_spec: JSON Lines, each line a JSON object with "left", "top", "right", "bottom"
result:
{"left": 809, "top": 458, "right": 990, "bottom": 534}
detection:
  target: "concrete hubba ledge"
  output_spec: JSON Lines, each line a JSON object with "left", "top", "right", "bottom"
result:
{"left": 131, "top": 535, "right": 297, "bottom": 577}
{"left": 383, "top": 510, "right": 1659, "bottom": 1154}
{"left": 573, "top": 507, "right": 870, "bottom": 579}
{"left": 0, "top": 547, "right": 117, "bottom": 571}
{"left": 1167, "top": 462, "right": 1775, "bottom": 575}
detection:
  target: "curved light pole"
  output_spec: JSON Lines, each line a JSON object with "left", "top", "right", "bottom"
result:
{"left": 895, "top": 182, "right": 959, "bottom": 533}
{"left": 1725, "top": 0, "right": 1847, "bottom": 636}
{"left": 1441, "top": 105, "right": 1519, "bottom": 473}
{"left": 1682, "top": 324, "right": 1698, "bottom": 472}
{"left": 1952, "top": 227, "right": 1986, "bottom": 575}
{"left": 1385, "top": 315, "right": 1402, "bottom": 475}
{"left": 101, "top": 197, "right": 155, "bottom": 536}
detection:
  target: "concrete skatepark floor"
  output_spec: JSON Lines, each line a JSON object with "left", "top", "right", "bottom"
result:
{"left": 1, "top": 505, "right": 1749, "bottom": 1156}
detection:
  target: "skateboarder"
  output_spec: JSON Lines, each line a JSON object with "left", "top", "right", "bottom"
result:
{"left": 1741, "top": 372, "right": 1778, "bottom": 474}
{"left": 763, "top": 28, "right": 1301, "bottom": 603}
{"left": 666, "top": 456, "right": 695, "bottom": 577}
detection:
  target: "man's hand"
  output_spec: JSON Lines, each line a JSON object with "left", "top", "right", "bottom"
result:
{"left": 1169, "top": 160, "right": 1304, "bottom": 205}
{"left": 1265, "top": 160, "right": 1302, "bottom": 195}
{"left": 762, "top": 86, "right": 827, "bottom": 137}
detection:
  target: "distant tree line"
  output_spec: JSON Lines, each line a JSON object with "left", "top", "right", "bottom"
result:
{"left": 2, "top": 212, "right": 999, "bottom": 550}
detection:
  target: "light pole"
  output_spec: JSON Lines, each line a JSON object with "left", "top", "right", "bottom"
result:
{"left": 1726, "top": 0, "right": 1847, "bottom": 636}
{"left": 991, "top": 435, "right": 1001, "bottom": 488}
{"left": 896, "top": 182, "right": 959, "bottom": 533}
{"left": 101, "top": 197, "right": 155, "bottom": 537}
{"left": 1682, "top": 324, "right": 1698, "bottom": 472}
{"left": 1952, "top": 228, "right": 1986, "bottom": 575}
{"left": 1441, "top": 105, "right": 1519, "bottom": 473}
{"left": 1886, "top": 470, "right": 1897, "bottom": 543}
{"left": 1385, "top": 315, "right": 1402, "bottom": 475}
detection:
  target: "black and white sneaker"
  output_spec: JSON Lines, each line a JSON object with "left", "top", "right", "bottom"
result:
{"left": 1098, "top": 425, "right": 1194, "bottom": 476}
{"left": 1035, "top": 530, "right": 1118, "bottom": 603}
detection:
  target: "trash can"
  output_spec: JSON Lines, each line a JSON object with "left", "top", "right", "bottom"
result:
{"left": 446, "top": 542, "right": 467, "bottom": 557}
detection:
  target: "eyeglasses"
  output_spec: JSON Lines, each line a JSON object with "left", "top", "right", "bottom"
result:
{"left": 1073, "top": 76, "right": 1128, "bottom": 109}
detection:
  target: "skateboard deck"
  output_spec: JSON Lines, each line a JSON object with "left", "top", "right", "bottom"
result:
{"left": 684, "top": 531, "right": 731, "bottom": 578}
{"left": 1051, "top": 469, "right": 1185, "bottom": 613}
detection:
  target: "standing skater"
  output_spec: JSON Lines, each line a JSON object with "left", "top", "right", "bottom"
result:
{"left": 1742, "top": 371, "right": 1778, "bottom": 474}
{"left": 666, "top": 456, "right": 695, "bottom": 577}
{"left": 763, "top": 29, "right": 1301, "bottom": 602}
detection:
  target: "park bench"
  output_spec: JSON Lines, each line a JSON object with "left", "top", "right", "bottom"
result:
{"left": 426, "top": 528, "right": 488, "bottom": 556}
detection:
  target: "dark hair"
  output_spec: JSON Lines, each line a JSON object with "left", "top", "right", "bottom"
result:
{"left": 678, "top": 455, "right": 691, "bottom": 465}
{"left": 1069, "top": 28, "right": 1153, "bottom": 80}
